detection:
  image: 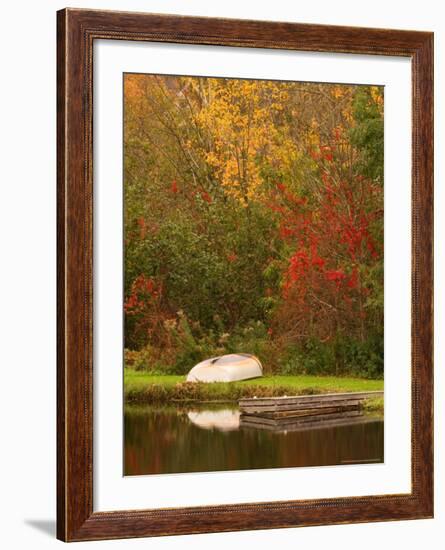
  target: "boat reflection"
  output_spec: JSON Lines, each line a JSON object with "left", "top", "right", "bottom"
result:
{"left": 187, "top": 409, "right": 240, "bottom": 431}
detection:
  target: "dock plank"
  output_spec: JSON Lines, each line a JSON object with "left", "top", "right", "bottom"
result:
{"left": 240, "top": 398, "right": 362, "bottom": 414}
{"left": 239, "top": 391, "right": 383, "bottom": 414}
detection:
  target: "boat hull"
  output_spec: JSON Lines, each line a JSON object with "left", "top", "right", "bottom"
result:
{"left": 186, "top": 354, "right": 263, "bottom": 382}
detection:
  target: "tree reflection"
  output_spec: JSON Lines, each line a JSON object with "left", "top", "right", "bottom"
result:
{"left": 124, "top": 404, "right": 383, "bottom": 476}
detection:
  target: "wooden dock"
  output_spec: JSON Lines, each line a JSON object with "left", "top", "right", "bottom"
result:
{"left": 238, "top": 391, "right": 383, "bottom": 432}
{"left": 239, "top": 391, "right": 383, "bottom": 415}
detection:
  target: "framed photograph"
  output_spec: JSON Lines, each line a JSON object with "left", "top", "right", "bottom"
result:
{"left": 57, "top": 8, "right": 433, "bottom": 542}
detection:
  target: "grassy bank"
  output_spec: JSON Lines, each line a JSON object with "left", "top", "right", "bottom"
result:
{"left": 362, "top": 396, "right": 385, "bottom": 414}
{"left": 124, "top": 370, "right": 384, "bottom": 406}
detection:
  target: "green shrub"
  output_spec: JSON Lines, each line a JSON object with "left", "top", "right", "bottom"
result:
{"left": 125, "top": 312, "right": 382, "bottom": 379}
{"left": 278, "top": 334, "right": 383, "bottom": 379}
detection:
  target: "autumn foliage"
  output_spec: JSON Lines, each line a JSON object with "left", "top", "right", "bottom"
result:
{"left": 124, "top": 75, "right": 384, "bottom": 378}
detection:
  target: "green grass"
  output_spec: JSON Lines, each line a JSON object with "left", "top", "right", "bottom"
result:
{"left": 362, "top": 396, "right": 384, "bottom": 414}
{"left": 124, "top": 370, "right": 383, "bottom": 403}
{"left": 125, "top": 372, "right": 185, "bottom": 390}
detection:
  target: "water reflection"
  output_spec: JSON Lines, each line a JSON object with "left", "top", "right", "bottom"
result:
{"left": 124, "top": 404, "right": 383, "bottom": 476}
{"left": 188, "top": 409, "right": 240, "bottom": 431}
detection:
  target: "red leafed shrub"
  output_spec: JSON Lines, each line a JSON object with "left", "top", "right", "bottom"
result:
{"left": 124, "top": 275, "right": 170, "bottom": 348}
{"left": 200, "top": 190, "right": 212, "bottom": 203}
{"left": 268, "top": 147, "right": 382, "bottom": 343}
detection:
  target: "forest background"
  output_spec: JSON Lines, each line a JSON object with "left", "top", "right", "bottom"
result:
{"left": 123, "top": 74, "right": 384, "bottom": 379}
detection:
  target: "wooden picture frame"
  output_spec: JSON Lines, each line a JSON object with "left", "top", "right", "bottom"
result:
{"left": 57, "top": 8, "right": 433, "bottom": 542}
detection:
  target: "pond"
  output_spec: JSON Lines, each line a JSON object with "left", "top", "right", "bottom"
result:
{"left": 124, "top": 403, "right": 384, "bottom": 476}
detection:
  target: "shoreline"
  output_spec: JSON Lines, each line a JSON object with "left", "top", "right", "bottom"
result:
{"left": 125, "top": 397, "right": 384, "bottom": 414}
{"left": 124, "top": 372, "right": 384, "bottom": 412}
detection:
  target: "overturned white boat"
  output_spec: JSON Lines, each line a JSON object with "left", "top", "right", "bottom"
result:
{"left": 186, "top": 353, "right": 263, "bottom": 383}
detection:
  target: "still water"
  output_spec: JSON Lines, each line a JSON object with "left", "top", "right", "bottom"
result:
{"left": 124, "top": 404, "right": 383, "bottom": 476}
